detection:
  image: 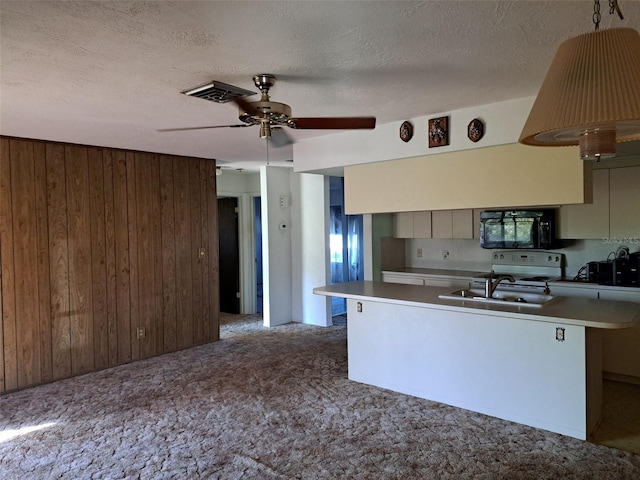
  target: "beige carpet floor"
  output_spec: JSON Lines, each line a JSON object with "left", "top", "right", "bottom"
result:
{"left": 1, "top": 314, "right": 639, "bottom": 479}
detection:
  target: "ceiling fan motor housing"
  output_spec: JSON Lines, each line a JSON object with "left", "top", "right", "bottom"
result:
{"left": 239, "top": 101, "right": 291, "bottom": 126}
{"left": 253, "top": 74, "right": 277, "bottom": 92}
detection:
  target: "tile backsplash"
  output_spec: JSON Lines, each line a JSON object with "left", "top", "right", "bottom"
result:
{"left": 400, "top": 238, "right": 638, "bottom": 278}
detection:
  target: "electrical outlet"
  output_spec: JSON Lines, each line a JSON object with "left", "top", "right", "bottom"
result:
{"left": 442, "top": 250, "right": 450, "bottom": 260}
{"left": 137, "top": 327, "right": 146, "bottom": 339}
{"left": 417, "top": 248, "right": 423, "bottom": 258}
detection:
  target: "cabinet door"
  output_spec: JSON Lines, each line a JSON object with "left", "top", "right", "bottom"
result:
{"left": 558, "top": 169, "right": 609, "bottom": 239}
{"left": 609, "top": 166, "right": 640, "bottom": 240}
{"left": 431, "top": 210, "right": 453, "bottom": 238}
{"left": 394, "top": 212, "right": 414, "bottom": 238}
{"left": 413, "top": 211, "right": 432, "bottom": 238}
{"left": 548, "top": 284, "right": 598, "bottom": 298}
{"left": 382, "top": 273, "right": 424, "bottom": 285}
{"left": 423, "top": 277, "right": 470, "bottom": 289}
{"left": 452, "top": 209, "right": 473, "bottom": 239}
{"left": 599, "top": 289, "right": 640, "bottom": 379}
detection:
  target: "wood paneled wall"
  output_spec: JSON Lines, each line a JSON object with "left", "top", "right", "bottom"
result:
{"left": 0, "top": 137, "right": 219, "bottom": 393}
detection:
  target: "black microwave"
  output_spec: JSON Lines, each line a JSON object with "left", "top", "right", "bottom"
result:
{"left": 479, "top": 210, "right": 556, "bottom": 249}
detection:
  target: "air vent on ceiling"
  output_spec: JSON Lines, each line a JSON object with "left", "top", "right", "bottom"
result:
{"left": 181, "top": 80, "right": 256, "bottom": 103}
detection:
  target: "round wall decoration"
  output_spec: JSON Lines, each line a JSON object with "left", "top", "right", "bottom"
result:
{"left": 467, "top": 118, "right": 485, "bottom": 142}
{"left": 400, "top": 121, "right": 413, "bottom": 142}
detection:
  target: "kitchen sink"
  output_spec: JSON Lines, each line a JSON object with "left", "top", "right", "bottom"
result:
{"left": 438, "top": 288, "right": 558, "bottom": 308}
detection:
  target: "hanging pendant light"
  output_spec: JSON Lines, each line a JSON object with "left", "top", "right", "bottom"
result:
{"left": 519, "top": 1, "right": 640, "bottom": 161}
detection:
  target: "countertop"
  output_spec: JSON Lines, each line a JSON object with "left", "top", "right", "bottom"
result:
{"left": 382, "top": 267, "right": 487, "bottom": 278}
{"left": 314, "top": 281, "right": 640, "bottom": 329}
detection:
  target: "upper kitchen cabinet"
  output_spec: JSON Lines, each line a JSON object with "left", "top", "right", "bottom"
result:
{"left": 344, "top": 143, "right": 589, "bottom": 214}
{"left": 558, "top": 165, "right": 640, "bottom": 240}
{"left": 394, "top": 209, "right": 473, "bottom": 239}
{"left": 609, "top": 166, "right": 640, "bottom": 240}
{"left": 558, "top": 169, "right": 609, "bottom": 239}
{"left": 432, "top": 209, "right": 473, "bottom": 239}
{"left": 394, "top": 211, "right": 431, "bottom": 238}
{"left": 394, "top": 212, "right": 414, "bottom": 238}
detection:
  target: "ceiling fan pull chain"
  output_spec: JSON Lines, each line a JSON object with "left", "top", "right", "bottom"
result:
{"left": 593, "top": 0, "right": 624, "bottom": 32}
{"left": 609, "top": 0, "right": 624, "bottom": 20}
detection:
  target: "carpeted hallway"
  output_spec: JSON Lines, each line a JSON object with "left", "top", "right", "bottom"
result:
{"left": 1, "top": 314, "right": 639, "bottom": 479}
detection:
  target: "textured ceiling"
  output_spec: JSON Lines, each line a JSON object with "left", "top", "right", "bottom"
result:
{"left": 2, "top": 1, "right": 639, "bottom": 170}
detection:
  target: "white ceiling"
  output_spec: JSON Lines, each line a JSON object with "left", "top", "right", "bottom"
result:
{"left": 2, "top": 1, "right": 639, "bottom": 171}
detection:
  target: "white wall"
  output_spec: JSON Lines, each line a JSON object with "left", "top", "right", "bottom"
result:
{"left": 216, "top": 170, "right": 258, "bottom": 195}
{"left": 291, "top": 173, "right": 332, "bottom": 326}
{"left": 216, "top": 168, "right": 333, "bottom": 326}
{"left": 260, "top": 166, "right": 294, "bottom": 326}
{"left": 293, "top": 96, "right": 535, "bottom": 173}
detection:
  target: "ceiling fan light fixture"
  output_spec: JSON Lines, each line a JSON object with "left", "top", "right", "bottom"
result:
{"left": 519, "top": 27, "right": 640, "bottom": 160}
{"left": 259, "top": 121, "right": 271, "bottom": 139}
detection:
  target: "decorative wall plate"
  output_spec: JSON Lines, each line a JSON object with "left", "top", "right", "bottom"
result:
{"left": 399, "top": 121, "right": 413, "bottom": 142}
{"left": 467, "top": 118, "right": 485, "bottom": 142}
{"left": 428, "top": 116, "right": 449, "bottom": 148}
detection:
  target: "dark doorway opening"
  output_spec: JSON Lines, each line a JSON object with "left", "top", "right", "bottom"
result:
{"left": 254, "top": 196, "right": 263, "bottom": 314}
{"left": 218, "top": 197, "right": 240, "bottom": 313}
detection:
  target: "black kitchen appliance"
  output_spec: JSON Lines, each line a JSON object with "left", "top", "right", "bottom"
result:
{"left": 630, "top": 252, "right": 640, "bottom": 287}
{"left": 479, "top": 210, "right": 556, "bottom": 249}
{"left": 614, "top": 257, "right": 631, "bottom": 286}
{"left": 614, "top": 252, "right": 640, "bottom": 287}
{"left": 586, "top": 260, "right": 615, "bottom": 285}
{"left": 585, "top": 249, "right": 640, "bottom": 287}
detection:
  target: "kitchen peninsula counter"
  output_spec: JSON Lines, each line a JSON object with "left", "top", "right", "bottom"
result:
{"left": 314, "top": 281, "right": 640, "bottom": 441}
{"left": 314, "top": 281, "right": 640, "bottom": 329}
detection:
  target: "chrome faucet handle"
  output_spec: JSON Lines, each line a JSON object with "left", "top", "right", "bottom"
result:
{"left": 484, "top": 274, "right": 493, "bottom": 298}
{"left": 485, "top": 273, "right": 515, "bottom": 299}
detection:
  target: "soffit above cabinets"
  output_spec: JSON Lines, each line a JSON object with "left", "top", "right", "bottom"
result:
{"left": 344, "top": 144, "right": 589, "bottom": 214}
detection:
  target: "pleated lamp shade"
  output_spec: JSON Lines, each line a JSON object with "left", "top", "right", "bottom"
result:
{"left": 519, "top": 27, "right": 640, "bottom": 160}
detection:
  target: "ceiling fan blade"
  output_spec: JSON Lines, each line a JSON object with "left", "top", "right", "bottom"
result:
{"left": 157, "top": 124, "right": 251, "bottom": 132}
{"left": 269, "top": 127, "right": 295, "bottom": 148}
{"left": 231, "top": 97, "right": 260, "bottom": 117}
{"left": 288, "top": 117, "right": 376, "bottom": 130}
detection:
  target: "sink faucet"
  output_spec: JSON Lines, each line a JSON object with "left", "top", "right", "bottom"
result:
{"left": 484, "top": 272, "right": 516, "bottom": 298}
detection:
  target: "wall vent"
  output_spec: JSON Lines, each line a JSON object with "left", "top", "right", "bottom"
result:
{"left": 181, "top": 81, "right": 256, "bottom": 103}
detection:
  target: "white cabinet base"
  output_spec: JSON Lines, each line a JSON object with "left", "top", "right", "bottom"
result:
{"left": 347, "top": 299, "right": 602, "bottom": 440}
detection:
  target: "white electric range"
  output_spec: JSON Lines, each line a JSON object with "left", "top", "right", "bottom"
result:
{"left": 471, "top": 250, "right": 564, "bottom": 294}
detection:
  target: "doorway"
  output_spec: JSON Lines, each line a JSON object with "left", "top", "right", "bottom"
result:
{"left": 254, "top": 196, "right": 263, "bottom": 314}
{"left": 218, "top": 197, "right": 240, "bottom": 313}
{"left": 329, "top": 177, "right": 364, "bottom": 316}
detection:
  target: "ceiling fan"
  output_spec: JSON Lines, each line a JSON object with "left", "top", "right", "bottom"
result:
{"left": 158, "top": 74, "right": 376, "bottom": 146}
